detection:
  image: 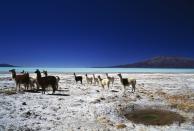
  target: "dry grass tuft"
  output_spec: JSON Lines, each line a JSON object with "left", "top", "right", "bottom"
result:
{"left": 0, "top": 89, "right": 17, "bottom": 95}
{"left": 167, "top": 95, "right": 194, "bottom": 112}
{"left": 156, "top": 91, "right": 194, "bottom": 112}
{"left": 115, "top": 123, "right": 126, "bottom": 129}
{"left": 96, "top": 116, "right": 113, "bottom": 126}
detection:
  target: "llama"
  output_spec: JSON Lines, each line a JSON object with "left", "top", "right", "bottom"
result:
{"left": 98, "top": 75, "right": 110, "bottom": 89}
{"left": 85, "top": 74, "right": 93, "bottom": 85}
{"left": 21, "top": 70, "right": 25, "bottom": 74}
{"left": 117, "top": 73, "right": 136, "bottom": 94}
{"left": 9, "top": 69, "right": 30, "bottom": 91}
{"left": 43, "top": 70, "right": 60, "bottom": 90}
{"left": 21, "top": 70, "right": 39, "bottom": 90}
{"left": 23, "top": 72, "right": 30, "bottom": 90}
{"left": 34, "top": 69, "right": 58, "bottom": 94}
{"left": 106, "top": 73, "right": 114, "bottom": 86}
{"left": 73, "top": 73, "right": 82, "bottom": 84}
{"left": 93, "top": 74, "right": 99, "bottom": 85}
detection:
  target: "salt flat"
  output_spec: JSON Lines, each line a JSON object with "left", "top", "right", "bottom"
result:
{"left": 0, "top": 73, "right": 194, "bottom": 131}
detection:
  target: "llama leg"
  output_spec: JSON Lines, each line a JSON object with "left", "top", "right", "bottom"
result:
{"left": 52, "top": 86, "right": 56, "bottom": 94}
{"left": 123, "top": 86, "right": 126, "bottom": 95}
{"left": 56, "top": 83, "right": 58, "bottom": 91}
{"left": 42, "top": 87, "right": 44, "bottom": 94}
{"left": 19, "top": 84, "right": 20, "bottom": 91}
{"left": 102, "top": 85, "right": 104, "bottom": 90}
{"left": 16, "top": 83, "right": 18, "bottom": 92}
{"left": 100, "top": 84, "right": 105, "bottom": 97}
{"left": 26, "top": 84, "right": 29, "bottom": 90}
{"left": 132, "top": 83, "right": 135, "bottom": 93}
{"left": 36, "top": 82, "right": 39, "bottom": 91}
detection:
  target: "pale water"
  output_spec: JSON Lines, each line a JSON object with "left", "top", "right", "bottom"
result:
{"left": 0, "top": 67, "right": 194, "bottom": 73}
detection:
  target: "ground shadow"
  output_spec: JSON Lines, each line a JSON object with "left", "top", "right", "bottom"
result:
{"left": 47, "top": 93, "right": 70, "bottom": 96}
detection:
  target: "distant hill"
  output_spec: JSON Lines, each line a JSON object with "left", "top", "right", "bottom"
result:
{"left": 0, "top": 64, "right": 17, "bottom": 67}
{"left": 109, "top": 56, "right": 194, "bottom": 68}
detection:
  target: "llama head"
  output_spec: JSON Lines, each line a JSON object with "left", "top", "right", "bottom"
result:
{"left": 9, "top": 69, "right": 16, "bottom": 79}
{"left": 21, "top": 70, "right": 25, "bottom": 73}
{"left": 34, "top": 69, "right": 40, "bottom": 74}
{"left": 9, "top": 69, "right": 15, "bottom": 73}
{"left": 25, "top": 72, "right": 29, "bottom": 77}
{"left": 42, "top": 70, "right": 48, "bottom": 76}
{"left": 117, "top": 73, "right": 122, "bottom": 77}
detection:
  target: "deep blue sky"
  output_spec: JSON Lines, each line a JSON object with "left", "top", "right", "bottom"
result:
{"left": 0, "top": 0, "right": 193, "bottom": 67}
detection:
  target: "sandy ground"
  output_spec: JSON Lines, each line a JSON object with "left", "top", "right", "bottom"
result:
{"left": 0, "top": 73, "right": 194, "bottom": 131}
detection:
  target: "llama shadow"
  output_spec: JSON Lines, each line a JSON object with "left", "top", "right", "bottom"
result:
{"left": 24, "top": 89, "right": 41, "bottom": 93}
{"left": 57, "top": 89, "right": 69, "bottom": 92}
{"left": 111, "top": 90, "right": 119, "bottom": 92}
{"left": 47, "top": 93, "right": 70, "bottom": 96}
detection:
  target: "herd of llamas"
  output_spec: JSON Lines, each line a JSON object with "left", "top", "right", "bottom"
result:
{"left": 9, "top": 69, "right": 137, "bottom": 95}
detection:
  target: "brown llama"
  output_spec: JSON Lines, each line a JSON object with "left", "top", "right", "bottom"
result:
{"left": 93, "top": 74, "right": 99, "bottom": 85}
{"left": 35, "top": 69, "right": 57, "bottom": 94}
{"left": 9, "top": 69, "right": 30, "bottom": 91}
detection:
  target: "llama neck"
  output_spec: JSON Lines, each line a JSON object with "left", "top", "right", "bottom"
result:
{"left": 93, "top": 74, "right": 95, "bottom": 79}
{"left": 12, "top": 72, "right": 16, "bottom": 79}
{"left": 118, "top": 75, "right": 123, "bottom": 83}
{"left": 36, "top": 73, "right": 42, "bottom": 81}
{"left": 106, "top": 74, "right": 108, "bottom": 77}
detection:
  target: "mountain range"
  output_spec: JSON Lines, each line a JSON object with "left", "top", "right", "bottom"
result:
{"left": 108, "top": 56, "right": 194, "bottom": 68}
{"left": 0, "top": 64, "right": 16, "bottom": 67}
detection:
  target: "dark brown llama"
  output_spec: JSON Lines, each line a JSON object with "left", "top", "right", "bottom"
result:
{"left": 73, "top": 73, "right": 83, "bottom": 84}
{"left": 42, "top": 70, "right": 60, "bottom": 90}
{"left": 35, "top": 69, "right": 58, "bottom": 94}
